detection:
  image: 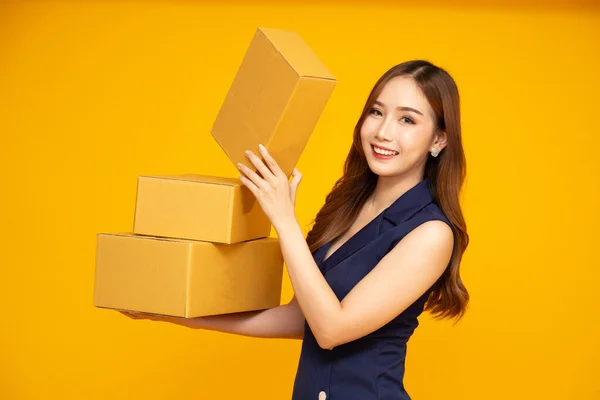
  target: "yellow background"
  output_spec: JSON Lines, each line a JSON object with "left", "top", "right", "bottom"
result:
{"left": 1, "top": 1, "right": 599, "bottom": 399}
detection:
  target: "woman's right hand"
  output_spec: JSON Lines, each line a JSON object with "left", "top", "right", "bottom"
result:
{"left": 119, "top": 310, "right": 195, "bottom": 329}
{"left": 119, "top": 310, "right": 174, "bottom": 323}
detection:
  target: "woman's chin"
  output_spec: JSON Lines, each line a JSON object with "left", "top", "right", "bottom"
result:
{"left": 368, "top": 163, "right": 402, "bottom": 177}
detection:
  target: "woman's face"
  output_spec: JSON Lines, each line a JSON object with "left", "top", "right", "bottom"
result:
{"left": 360, "top": 75, "right": 446, "bottom": 179}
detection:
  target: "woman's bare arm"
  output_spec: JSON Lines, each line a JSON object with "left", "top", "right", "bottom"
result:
{"left": 122, "top": 296, "right": 305, "bottom": 340}
{"left": 189, "top": 295, "right": 304, "bottom": 339}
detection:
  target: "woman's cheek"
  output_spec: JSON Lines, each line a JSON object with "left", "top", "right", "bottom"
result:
{"left": 360, "top": 119, "right": 373, "bottom": 136}
{"left": 400, "top": 128, "right": 424, "bottom": 149}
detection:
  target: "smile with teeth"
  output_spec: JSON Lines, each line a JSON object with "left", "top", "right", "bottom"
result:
{"left": 372, "top": 144, "right": 399, "bottom": 156}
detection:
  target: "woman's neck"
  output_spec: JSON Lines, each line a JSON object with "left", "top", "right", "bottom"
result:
{"left": 367, "top": 171, "right": 424, "bottom": 213}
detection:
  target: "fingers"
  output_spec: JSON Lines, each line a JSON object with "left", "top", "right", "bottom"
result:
{"left": 237, "top": 169, "right": 260, "bottom": 197}
{"left": 237, "top": 158, "right": 269, "bottom": 192}
{"left": 291, "top": 168, "right": 303, "bottom": 184}
{"left": 122, "top": 311, "right": 139, "bottom": 319}
{"left": 243, "top": 149, "right": 276, "bottom": 184}
{"left": 289, "top": 168, "right": 303, "bottom": 205}
{"left": 120, "top": 310, "right": 145, "bottom": 320}
{"left": 238, "top": 146, "right": 286, "bottom": 191}
{"left": 237, "top": 145, "right": 301, "bottom": 207}
{"left": 258, "top": 144, "right": 286, "bottom": 178}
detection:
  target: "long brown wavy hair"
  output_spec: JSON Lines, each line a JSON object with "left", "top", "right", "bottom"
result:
{"left": 305, "top": 60, "right": 469, "bottom": 322}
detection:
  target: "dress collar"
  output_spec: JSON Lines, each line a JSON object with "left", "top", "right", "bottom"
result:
{"left": 316, "top": 178, "right": 435, "bottom": 273}
{"left": 382, "top": 178, "right": 434, "bottom": 226}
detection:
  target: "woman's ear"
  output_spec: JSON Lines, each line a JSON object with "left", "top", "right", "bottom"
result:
{"left": 433, "top": 130, "right": 448, "bottom": 151}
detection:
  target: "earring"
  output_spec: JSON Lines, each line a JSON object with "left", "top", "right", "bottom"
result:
{"left": 430, "top": 147, "right": 440, "bottom": 157}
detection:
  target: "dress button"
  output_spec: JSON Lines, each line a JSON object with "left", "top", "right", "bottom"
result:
{"left": 318, "top": 391, "right": 327, "bottom": 400}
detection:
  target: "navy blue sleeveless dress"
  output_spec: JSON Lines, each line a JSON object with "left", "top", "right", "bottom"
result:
{"left": 291, "top": 178, "right": 453, "bottom": 400}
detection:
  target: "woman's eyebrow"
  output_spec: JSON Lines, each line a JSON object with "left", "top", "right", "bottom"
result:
{"left": 374, "top": 100, "right": 423, "bottom": 116}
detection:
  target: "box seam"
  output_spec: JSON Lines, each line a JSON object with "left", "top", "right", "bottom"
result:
{"left": 185, "top": 243, "right": 192, "bottom": 318}
{"left": 227, "top": 188, "right": 235, "bottom": 243}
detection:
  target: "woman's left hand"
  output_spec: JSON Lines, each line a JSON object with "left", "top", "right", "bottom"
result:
{"left": 237, "top": 144, "right": 303, "bottom": 231}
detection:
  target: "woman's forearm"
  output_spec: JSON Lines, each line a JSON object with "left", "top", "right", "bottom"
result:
{"left": 274, "top": 218, "right": 343, "bottom": 349}
{"left": 173, "top": 297, "right": 305, "bottom": 340}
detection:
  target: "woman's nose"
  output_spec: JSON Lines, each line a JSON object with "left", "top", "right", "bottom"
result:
{"left": 375, "top": 119, "right": 393, "bottom": 141}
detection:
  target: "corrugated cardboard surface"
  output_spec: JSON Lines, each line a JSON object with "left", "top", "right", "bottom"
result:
{"left": 133, "top": 174, "right": 271, "bottom": 244}
{"left": 94, "top": 233, "right": 284, "bottom": 317}
{"left": 211, "top": 26, "right": 336, "bottom": 177}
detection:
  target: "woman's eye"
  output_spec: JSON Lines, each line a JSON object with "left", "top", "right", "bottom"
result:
{"left": 400, "top": 116, "right": 415, "bottom": 124}
{"left": 369, "top": 108, "right": 383, "bottom": 116}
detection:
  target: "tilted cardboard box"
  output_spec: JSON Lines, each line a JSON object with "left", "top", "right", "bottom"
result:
{"left": 133, "top": 174, "right": 271, "bottom": 244}
{"left": 211, "top": 26, "right": 336, "bottom": 177}
{"left": 94, "top": 233, "right": 284, "bottom": 317}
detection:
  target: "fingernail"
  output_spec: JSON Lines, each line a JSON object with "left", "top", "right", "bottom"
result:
{"left": 258, "top": 144, "right": 265, "bottom": 152}
{"left": 237, "top": 163, "right": 242, "bottom": 168}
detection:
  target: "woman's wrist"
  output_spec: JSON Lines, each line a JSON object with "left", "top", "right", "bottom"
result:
{"left": 273, "top": 214, "right": 300, "bottom": 237}
{"left": 167, "top": 315, "right": 203, "bottom": 329}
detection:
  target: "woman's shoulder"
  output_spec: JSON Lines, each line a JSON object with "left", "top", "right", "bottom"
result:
{"left": 383, "top": 198, "right": 452, "bottom": 230}
{"left": 383, "top": 201, "right": 454, "bottom": 245}
{"left": 420, "top": 202, "right": 453, "bottom": 228}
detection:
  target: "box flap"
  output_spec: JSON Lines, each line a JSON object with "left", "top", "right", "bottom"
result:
{"left": 100, "top": 232, "right": 201, "bottom": 244}
{"left": 258, "top": 27, "right": 336, "bottom": 81}
{"left": 138, "top": 174, "right": 241, "bottom": 187}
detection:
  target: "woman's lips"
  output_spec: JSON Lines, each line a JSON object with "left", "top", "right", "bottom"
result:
{"left": 371, "top": 144, "right": 398, "bottom": 159}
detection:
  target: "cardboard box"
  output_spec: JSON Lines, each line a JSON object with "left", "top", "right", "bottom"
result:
{"left": 94, "top": 233, "right": 284, "bottom": 317}
{"left": 211, "top": 26, "right": 336, "bottom": 177}
{"left": 133, "top": 174, "right": 271, "bottom": 244}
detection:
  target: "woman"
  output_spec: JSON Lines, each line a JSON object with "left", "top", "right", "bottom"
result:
{"left": 122, "top": 60, "right": 469, "bottom": 399}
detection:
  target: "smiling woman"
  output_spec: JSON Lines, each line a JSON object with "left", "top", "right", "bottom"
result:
{"left": 236, "top": 60, "right": 468, "bottom": 400}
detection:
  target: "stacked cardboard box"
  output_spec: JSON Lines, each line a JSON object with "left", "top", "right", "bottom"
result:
{"left": 94, "top": 27, "right": 336, "bottom": 318}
